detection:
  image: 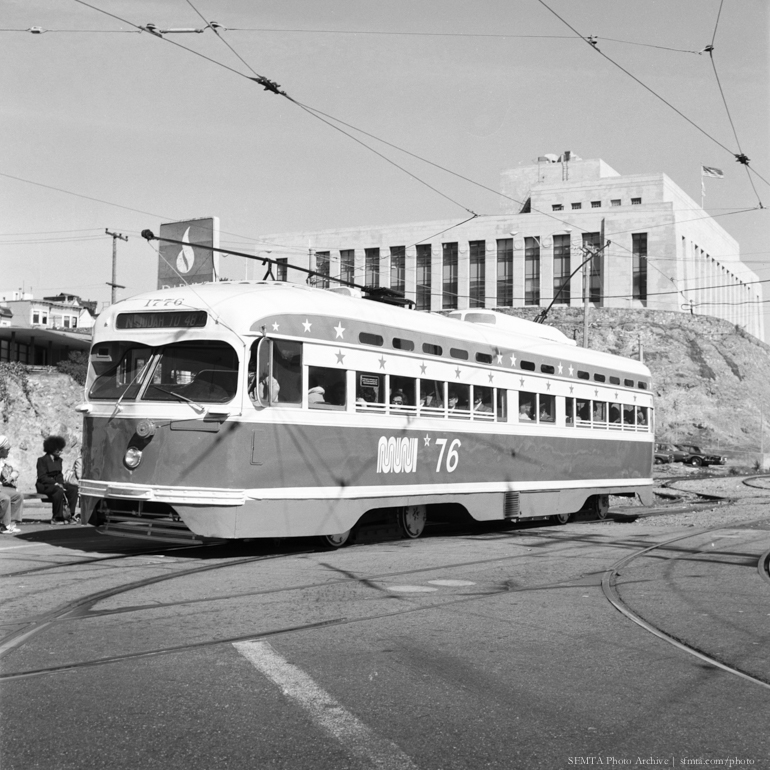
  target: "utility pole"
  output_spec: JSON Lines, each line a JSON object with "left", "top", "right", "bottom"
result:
{"left": 105, "top": 229, "right": 128, "bottom": 304}
{"left": 582, "top": 249, "right": 590, "bottom": 347}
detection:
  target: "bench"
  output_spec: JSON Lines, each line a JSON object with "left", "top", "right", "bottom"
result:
{"left": 22, "top": 492, "right": 79, "bottom": 522}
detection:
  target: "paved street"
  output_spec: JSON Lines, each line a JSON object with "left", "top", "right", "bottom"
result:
{"left": 1, "top": 503, "right": 768, "bottom": 770}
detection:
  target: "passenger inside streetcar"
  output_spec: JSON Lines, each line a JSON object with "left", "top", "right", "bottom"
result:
{"left": 519, "top": 393, "right": 535, "bottom": 421}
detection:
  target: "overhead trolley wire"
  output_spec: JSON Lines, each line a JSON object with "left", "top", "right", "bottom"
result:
{"left": 534, "top": 0, "right": 768, "bottom": 202}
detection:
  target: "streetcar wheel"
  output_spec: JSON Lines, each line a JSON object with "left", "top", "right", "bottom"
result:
{"left": 551, "top": 512, "right": 571, "bottom": 525}
{"left": 594, "top": 494, "right": 610, "bottom": 520}
{"left": 398, "top": 505, "right": 427, "bottom": 539}
{"left": 321, "top": 530, "right": 351, "bottom": 549}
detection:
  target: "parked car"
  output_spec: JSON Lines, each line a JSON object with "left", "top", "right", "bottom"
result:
{"left": 655, "top": 443, "right": 688, "bottom": 463}
{"left": 675, "top": 444, "right": 726, "bottom": 467}
{"left": 654, "top": 447, "right": 674, "bottom": 464}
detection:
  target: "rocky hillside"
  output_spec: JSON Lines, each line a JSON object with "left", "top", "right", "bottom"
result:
{"left": 0, "top": 366, "right": 84, "bottom": 494}
{"left": 1, "top": 309, "right": 767, "bottom": 492}
{"left": 507, "top": 307, "right": 770, "bottom": 456}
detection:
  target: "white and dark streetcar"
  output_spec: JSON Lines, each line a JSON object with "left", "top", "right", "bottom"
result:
{"left": 79, "top": 281, "right": 654, "bottom": 545}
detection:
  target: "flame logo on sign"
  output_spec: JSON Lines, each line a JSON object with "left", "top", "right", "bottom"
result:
{"left": 176, "top": 227, "right": 195, "bottom": 274}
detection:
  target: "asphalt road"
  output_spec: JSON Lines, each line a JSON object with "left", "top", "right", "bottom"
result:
{"left": 1, "top": 509, "right": 768, "bottom": 770}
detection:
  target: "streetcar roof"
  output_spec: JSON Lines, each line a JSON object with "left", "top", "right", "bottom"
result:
{"left": 98, "top": 281, "right": 651, "bottom": 377}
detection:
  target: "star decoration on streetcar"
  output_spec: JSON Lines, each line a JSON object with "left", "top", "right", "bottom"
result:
{"left": 379, "top": 356, "right": 387, "bottom": 370}
{"left": 455, "top": 367, "right": 462, "bottom": 379}
{"left": 272, "top": 322, "right": 280, "bottom": 331}
{"left": 302, "top": 319, "right": 312, "bottom": 333}
{"left": 557, "top": 363, "right": 563, "bottom": 374}
{"left": 568, "top": 365, "right": 574, "bottom": 376}
{"left": 334, "top": 322, "right": 345, "bottom": 339}
{"left": 496, "top": 353, "right": 503, "bottom": 364}
{"left": 520, "top": 377, "right": 525, "bottom": 387}
{"left": 423, "top": 434, "right": 431, "bottom": 447}
{"left": 546, "top": 381, "right": 551, "bottom": 390}
{"left": 510, "top": 354, "right": 517, "bottom": 367}
{"left": 335, "top": 350, "right": 345, "bottom": 364}
{"left": 488, "top": 373, "right": 494, "bottom": 383}
{"left": 420, "top": 362, "right": 427, "bottom": 374}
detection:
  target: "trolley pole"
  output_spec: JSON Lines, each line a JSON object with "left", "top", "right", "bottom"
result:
{"left": 105, "top": 229, "right": 128, "bottom": 304}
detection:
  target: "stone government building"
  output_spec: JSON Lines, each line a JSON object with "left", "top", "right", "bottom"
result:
{"left": 260, "top": 153, "right": 763, "bottom": 341}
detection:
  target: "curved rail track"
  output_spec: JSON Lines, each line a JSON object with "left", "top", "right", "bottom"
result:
{"left": 603, "top": 520, "right": 770, "bottom": 691}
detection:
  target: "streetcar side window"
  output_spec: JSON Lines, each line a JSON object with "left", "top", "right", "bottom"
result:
{"left": 419, "top": 379, "right": 444, "bottom": 415}
{"left": 637, "top": 406, "right": 649, "bottom": 429}
{"left": 609, "top": 403, "right": 622, "bottom": 427}
{"left": 389, "top": 375, "right": 416, "bottom": 413}
{"left": 308, "top": 366, "right": 346, "bottom": 409}
{"left": 472, "top": 385, "right": 494, "bottom": 419}
{"left": 592, "top": 401, "right": 607, "bottom": 427}
{"left": 356, "top": 372, "right": 385, "bottom": 412}
{"left": 576, "top": 399, "right": 591, "bottom": 426}
{"left": 273, "top": 340, "right": 302, "bottom": 404}
{"left": 623, "top": 404, "right": 635, "bottom": 425}
{"left": 248, "top": 339, "right": 302, "bottom": 406}
{"left": 447, "top": 384, "right": 470, "bottom": 419}
{"left": 537, "top": 394, "right": 555, "bottom": 423}
{"left": 518, "top": 392, "right": 536, "bottom": 422}
{"left": 565, "top": 397, "right": 575, "bottom": 426}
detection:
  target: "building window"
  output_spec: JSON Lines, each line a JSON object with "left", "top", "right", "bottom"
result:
{"left": 571, "top": 202, "right": 582, "bottom": 210}
{"left": 496, "top": 238, "right": 513, "bottom": 307}
{"left": 71, "top": 317, "right": 78, "bottom": 328}
{"left": 553, "top": 234, "right": 571, "bottom": 305}
{"left": 610, "top": 199, "right": 621, "bottom": 207}
{"left": 32, "top": 312, "right": 40, "bottom": 324}
{"left": 416, "top": 244, "right": 431, "bottom": 311}
{"left": 365, "top": 248, "right": 380, "bottom": 288}
{"left": 582, "top": 232, "right": 602, "bottom": 303}
{"left": 524, "top": 237, "right": 540, "bottom": 306}
{"left": 63, "top": 318, "right": 70, "bottom": 329}
{"left": 469, "top": 240, "right": 485, "bottom": 308}
{"left": 552, "top": 204, "right": 563, "bottom": 212}
{"left": 340, "top": 250, "right": 354, "bottom": 285}
{"left": 632, "top": 233, "right": 648, "bottom": 301}
{"left": 390, "top": 246, "right": 405, "bottom": 295}
{"left": 276, "top": 258, "right": 288, "bottom": 282}
{"left": 42, "top": 315, "right": 48, "bottom": 325}
{"left": 631, "top": 197, "right": 642, "bottom": 205}
{"left": 316, "top": 251, "right": 330, "bottom": 289}
{"left": 591, "top": 201, "right": 601, "bottom": 208}
{"left": 442, "top": 242, "right": 458, "bottom": 309}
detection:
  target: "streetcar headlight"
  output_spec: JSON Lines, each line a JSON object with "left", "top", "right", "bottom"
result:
{"left": 124, "top": 446, "right": 143, "bottom": 469}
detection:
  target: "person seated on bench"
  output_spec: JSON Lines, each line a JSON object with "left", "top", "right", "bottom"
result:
{"left": 0, "top": 435, "right": 23, "bottom": 534}
{"left": 35, "top": 435, "right": 74, "bottom": 524}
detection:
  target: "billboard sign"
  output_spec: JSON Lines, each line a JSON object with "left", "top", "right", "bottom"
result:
{"left": 157, "top": 217, "right": 220, "bottom": 290}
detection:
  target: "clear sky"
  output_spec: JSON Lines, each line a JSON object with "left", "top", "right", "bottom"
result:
{"left": 2, "top": 1, "right": 768, "bottom": 329}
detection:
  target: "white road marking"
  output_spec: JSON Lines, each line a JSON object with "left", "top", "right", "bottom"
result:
{"left": 0, "top": 544, "right": 38, "bottom": 551}
{"left": 427, "top": 579, "right": 476, "bottom": 587}
{"left": 234, "top": 641, "right": 419, "bottom": 770}
{"left": 385, "top": 585, "right": 437, "bottom": 593}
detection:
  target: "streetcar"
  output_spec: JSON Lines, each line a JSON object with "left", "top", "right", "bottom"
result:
{"left": 78, "top": 280, "right": 654, "bottom": 545}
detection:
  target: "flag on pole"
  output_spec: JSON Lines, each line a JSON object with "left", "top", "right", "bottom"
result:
{"left": 701, "top": 165, "right": 724, "bottom": 178}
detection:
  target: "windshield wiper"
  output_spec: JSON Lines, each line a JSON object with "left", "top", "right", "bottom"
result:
{"left": 147, "top": 385, "right": 206, "bottom": 414}
{"left": 111, "top": 358, "right": 154, "bottom": 417}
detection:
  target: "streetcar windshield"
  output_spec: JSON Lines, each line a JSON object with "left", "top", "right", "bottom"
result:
{"left": 88, "top": 342, "right": 154, "bottom": 400}
{"left": 142, "top": 341, "right": 239, "bottom": 404}
{"left": 88, "top": 341, "right": 239, "bottom": 403}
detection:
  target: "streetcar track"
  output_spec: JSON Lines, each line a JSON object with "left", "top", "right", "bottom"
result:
{"left": 601, "top": 523, "right": 770, "bottom": 692}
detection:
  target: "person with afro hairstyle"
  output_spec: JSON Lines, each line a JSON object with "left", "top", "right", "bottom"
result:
{"left": 35, "top": 435, "right": 72, "bottom": 524}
